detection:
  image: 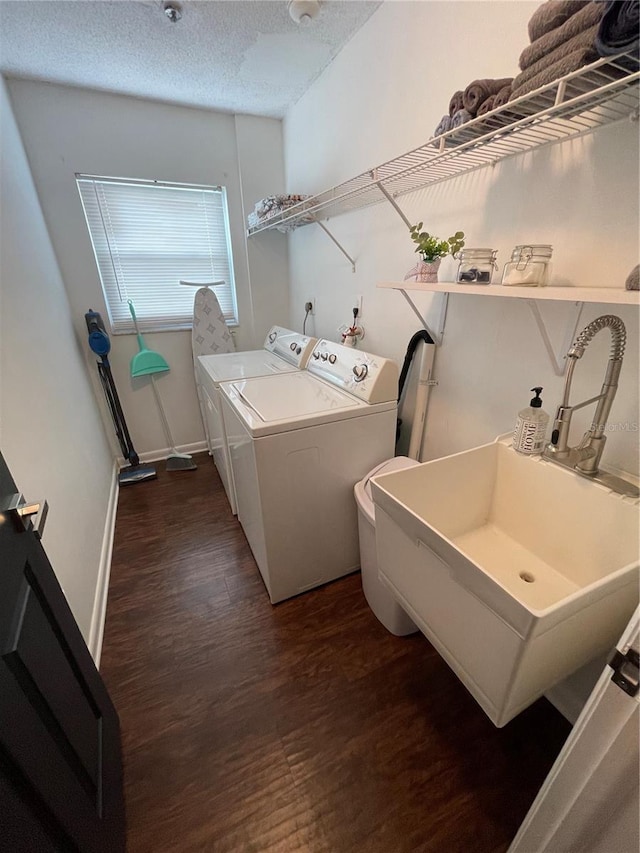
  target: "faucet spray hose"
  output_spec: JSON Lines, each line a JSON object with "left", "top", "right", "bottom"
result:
{"left": 568, "top": 314, "right": 626, "bottom": 360}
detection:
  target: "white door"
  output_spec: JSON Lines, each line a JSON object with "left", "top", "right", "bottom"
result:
{"left": 509, "top": 607, "right": 639, "bottom": 853}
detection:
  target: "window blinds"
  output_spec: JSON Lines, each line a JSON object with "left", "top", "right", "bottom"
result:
{"left": 77, "top": 176, "right": 238, "bottom": 333}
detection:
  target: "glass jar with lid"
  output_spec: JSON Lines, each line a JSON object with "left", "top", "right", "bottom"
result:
{"left": 456, "top": 248, "right": 498, "bottom": 285}
{"left": 502, "top": 245, "right": 553, "bottom": 287}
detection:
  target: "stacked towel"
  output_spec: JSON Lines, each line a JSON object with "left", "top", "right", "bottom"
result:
{"left": 434, "top": 114, "right": 454, "bottom": 137}
{"left": 625, "top": 264, "right": 640, "bottom": 291}
{"left": 449, "top": 90, "right": 465, "bottom": 116}
{"left": 595, "top": 0, "right": 640, "bottom": 57}
{"left": 463, "top": 78, "right": 514, "bottom": 115}
{"left": 477, "top": 95, "right": 497, "bottom": 116}
{"left": 519, "top": 1, "right": 605, "bottom": 69}
{"left": 528, "top": 0, "right": 591, "bottom": 42}
{"left": 452, "top": 108, "right": 473, "bottom": 128}
{"left": 247, "top": 194, "right": 308, "bottom": 229}
{"left": 511, "top": 25, "right": 599, "bottom": 98}
{"left": 493, "top": 83, "right": 513, "bottom": 108}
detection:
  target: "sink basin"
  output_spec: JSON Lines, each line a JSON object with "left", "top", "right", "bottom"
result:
{"left": 371, "top": 437, "right": 639, "bottom": 726}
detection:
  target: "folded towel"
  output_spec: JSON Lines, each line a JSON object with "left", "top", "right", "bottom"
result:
{"left": 435, "top": 114, "right": 454, "bottom": 136}
{"left": 477, "top": 95, "right": 497, "bottom": 115}
{"left": 520, "top": 1, "right": 605, "bottom": 69}
{"left": 595, "top": 0, "right": 640, "bottom": 57}
{"left": 493, "top": 83, "right": 513, "bottom": 108}
{"left": 528, "top": 0, "right": 591, "bottom": 42}
{"left": 451, "top": 108, "right": 473, "bottom": 128}
{"left": 449, "top": 90, "right": 465, "bottom": 117}
{"left": 432, "top": 115, "right": 454, "bottom": 147}
{"left": 511, "top": 25, "right": 599, "bottom": 94}
{"left": 510, "top": 45, "right": 598, "bottom": 99}
{"left": 463, "top": 78, "right": 514, "bottom": 115}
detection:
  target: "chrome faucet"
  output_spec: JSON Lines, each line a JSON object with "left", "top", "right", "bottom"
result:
{"left": 544, "top": 314, "right": 639, "bottom": 498}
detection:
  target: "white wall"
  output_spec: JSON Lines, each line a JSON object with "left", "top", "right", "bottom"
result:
{"left": 6, "top": 80, "right": 290, "bottom": 456}
{"left": 0, "top": 77, "right": 114, "bottom": 645}
{"left": 284, "top": 0, "right": 640, "bottom": 476}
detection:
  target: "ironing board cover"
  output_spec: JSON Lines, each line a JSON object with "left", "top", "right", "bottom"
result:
{"left": 192, "top": 287, "right": 235, "bottom": 356}
{"left": 192, "top": 286, "right": 234, "bottom": 451}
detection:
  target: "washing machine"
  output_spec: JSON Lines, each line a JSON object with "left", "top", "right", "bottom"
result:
{"left": 197, "top": 326, "right": 316, "bottom": 513}
{"left": 219, "top": 339, "right": 398, "bottom": 603}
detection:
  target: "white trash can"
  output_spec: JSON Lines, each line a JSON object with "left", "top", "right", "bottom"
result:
{"left": 354, "top": 457, "right": 419, "bottom": 636}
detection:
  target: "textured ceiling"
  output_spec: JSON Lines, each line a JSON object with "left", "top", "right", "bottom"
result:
{"left": 0, "top": 0, "right": 381, "bottom": 118}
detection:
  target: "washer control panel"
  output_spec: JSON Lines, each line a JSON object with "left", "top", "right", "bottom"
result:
{"left": 264, "top": 326, "right": 316, "bottom": 368}
{"left": 307, "top": 340, "right": 398, "bottom": 404}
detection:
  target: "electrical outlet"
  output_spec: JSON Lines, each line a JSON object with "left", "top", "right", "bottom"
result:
{"left": 305, "top": 298, "right": 315, "bottom": 315}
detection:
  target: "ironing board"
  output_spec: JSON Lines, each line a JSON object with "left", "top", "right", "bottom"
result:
{"left": 183, "top": 282, "right": 235, "bottom": 449}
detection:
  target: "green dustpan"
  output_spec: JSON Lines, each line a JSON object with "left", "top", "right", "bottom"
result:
{"left": 128, "top": 300, "right": 170, "bottom": 377}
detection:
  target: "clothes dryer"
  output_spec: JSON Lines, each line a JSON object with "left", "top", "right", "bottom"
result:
{"left": 197, "top": 326, "right": 315, "bottom": 513}
{"left": 219, "top": 339, "right": 398, "bottom": 603}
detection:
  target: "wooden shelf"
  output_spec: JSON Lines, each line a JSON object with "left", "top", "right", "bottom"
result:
{"left": 378, "top": 282, "right": 640, "bottom": 305}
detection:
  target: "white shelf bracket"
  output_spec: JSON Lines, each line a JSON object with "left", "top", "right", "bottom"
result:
{"left": 526, "top": 299, "right": 584, "bottom": 376}
{"left": 313, "top": 219, "right": 356, "bottom": 272}
{"left": 371, "top": 172, "right": 413, "bottom": 228}
{"left": 399, "top": 289, "right": 449, "bottom": 346}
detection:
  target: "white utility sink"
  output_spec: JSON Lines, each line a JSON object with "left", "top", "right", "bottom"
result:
{"left": 371, "top": 437, "right": 640, "bottom": 726}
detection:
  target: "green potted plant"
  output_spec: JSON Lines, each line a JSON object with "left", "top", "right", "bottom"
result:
{"left": 405, "top": 223, "right": 465, "bottom": 283}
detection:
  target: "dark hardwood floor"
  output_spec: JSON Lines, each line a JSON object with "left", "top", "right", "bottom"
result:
{"left": 100, "top": 455, "right": 571, "bottom": 853}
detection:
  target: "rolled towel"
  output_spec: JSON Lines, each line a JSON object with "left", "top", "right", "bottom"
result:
{"left": 477, "top": 94, "right": 497, "bottom": 116}
{"left": 432, "top": 115, "right": 454, "bottom": 147}
{"left": 463, "top": 77, "right": 514, "bottom": 115}
{"left": 528, "top": 0, "right": 591, "bottom": 43}
{"left": 595, "top": 0, "right": 640, "bottom": 57}
{"left": 625, "top": 264, "right": 640, "bottom": 291}
{"left": 510, "top": 45, "right": 598, "bottom": 99}
{"left": 493, "top": 83, "right": 513, "bottom": 108}
{"left": 511, "top": 25, "right": 599, "bottom": 94}
{"left": 449, "top": 90, "right": 465, "bottom": 116}
{"left": 451, "top": 108, "right": 473, "bottom": 128}
{"left": 520, "top": 1, "right": 605, "bottom": 69}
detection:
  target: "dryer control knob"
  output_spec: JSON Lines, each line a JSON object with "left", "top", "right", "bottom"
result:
{"left": 353, "top": 364, "right": 368, "bottom": 381}
{"left": 290, "top": 342, "right": 297, "bottom": 351}
{"left": 321, "top": 352, "right": 328, "bottom": 361}
{"left": 312, "top": 352, "right": 320, "bottom": 359}
{"left": 268, "top": 332, "right": 277, "bottom": 343}
{"left": 296, "top": 346, "right": 302, "bottom": 355}
{"left": 328, "top": 354, "right": 337, "bottom": 364}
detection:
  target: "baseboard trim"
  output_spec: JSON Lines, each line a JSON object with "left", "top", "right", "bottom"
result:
{"left": 88, "top": 462, "right": 119, "bottom": 668}
{"left": 118, "top": 441, "right": 209, "bottom": 465}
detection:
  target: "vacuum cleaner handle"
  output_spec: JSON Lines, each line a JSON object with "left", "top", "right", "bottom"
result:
{"left": 98, "top": 361, "right": 140, "bottom": 467}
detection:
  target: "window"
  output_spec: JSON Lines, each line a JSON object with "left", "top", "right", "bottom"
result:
{"left": 77, "top": 175, "right": 238, "bottom": 333}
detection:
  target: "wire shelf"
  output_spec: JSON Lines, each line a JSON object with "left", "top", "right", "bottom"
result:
{"left": 247, "top": 53, "right": 639, "bottom": 236}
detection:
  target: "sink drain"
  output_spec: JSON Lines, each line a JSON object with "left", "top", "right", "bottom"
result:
{"left": 520, "top": 571, "right": 535, "bottom": 583}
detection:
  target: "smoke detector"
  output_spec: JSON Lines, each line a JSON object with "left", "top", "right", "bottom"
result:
{"left": 288, "top": 0, "right": 321, "bottom": 26}
{"left": 164, "top": 2, "right": 182, "bottom": 23}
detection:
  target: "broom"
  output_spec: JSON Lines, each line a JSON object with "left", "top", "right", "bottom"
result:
{"left": 128, "top": 301, "right": 196, "bottom": 472}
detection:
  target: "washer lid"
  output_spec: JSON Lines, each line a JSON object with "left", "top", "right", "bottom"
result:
{"left": 197, "top": 350, "right": 296, "bottom": 385}
{"left": 220, "top": 371, "right": 396, "bottom": 437}
{"left": 234, "top": 371, "right": 365, "bottom": 420}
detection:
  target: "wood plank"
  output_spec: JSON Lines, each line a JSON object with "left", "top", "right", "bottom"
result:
{"left": 100, "top": 456, "right": 571, "bottom": 852}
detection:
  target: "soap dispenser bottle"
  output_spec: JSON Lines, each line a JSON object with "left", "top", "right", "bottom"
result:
{"left": 513, "top": 387, "right": 549, "bottom": 455}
